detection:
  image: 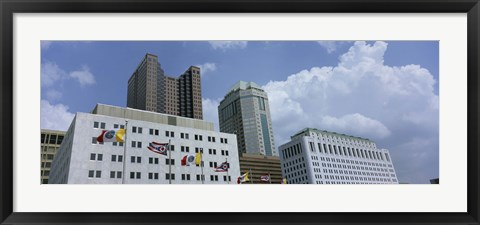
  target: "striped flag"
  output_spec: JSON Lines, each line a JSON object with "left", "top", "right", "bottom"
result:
{"left": 214, "top": 162, "right": 229, "bottom": 172}
{"left": 260, "top": 174, "right": 270, "bottom": 182}
{"left": 147, "top": 142, "right": 168, "bottom": 156}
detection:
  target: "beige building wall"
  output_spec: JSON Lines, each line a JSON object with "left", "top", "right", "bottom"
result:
{"left": 239, "top": 153, "right": 282, "bottom": 184}
{"left": 41, "top": 129, "right": 66, "bottom": 184}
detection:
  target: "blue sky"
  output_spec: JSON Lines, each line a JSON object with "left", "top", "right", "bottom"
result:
{"left": 41, "top": 41, "right": 439, "bottom": 184}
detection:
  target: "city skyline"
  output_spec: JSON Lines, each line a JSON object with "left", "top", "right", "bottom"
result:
{"left": 41, "top": 41, "right": 439, "bottom": 184}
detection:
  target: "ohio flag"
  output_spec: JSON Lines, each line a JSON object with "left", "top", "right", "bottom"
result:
{"left": 147, "top": 142, "right": 169, "bottom": 156}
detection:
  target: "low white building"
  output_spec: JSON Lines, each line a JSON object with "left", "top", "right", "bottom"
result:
{"left": 279, "top": 128, "right": 399, "bottom": 184}
{"left": 49, "top": 104, "right": 239, "bottom": 184}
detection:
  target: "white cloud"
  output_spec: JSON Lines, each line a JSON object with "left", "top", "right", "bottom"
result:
{"left": 196, "top": 63, "right": 217, "bottom": 76}
{"left": 317, "top": 41, "right": 351, "bottom": 53}
{"left": 317, "top": 41, "right": 338, "bottom": 53}
{"left": 45, "top": 89, "right": 62, "bottom": 101}
{"left": 41, "top": 100, "right": 75, "bottom": 131}
{"left": 202, "top": 98, "right": 220, "bottom": 131}
{"left": 208, "top": 41, "right": 247, "bottom": 50}
{"left": 263, "top": 41, "right": 439, "bottom": 183}
{"left": 69, "top": 65, "right": 96, "bottom": 86}
{"left": 41, "top": 41, "right": 52, "bottom": 50}
{"left": 41, "top": 62, "right": 67, "bottom": 87}
{"left": 321, "top": 114, "right": 391, "bottom": 139}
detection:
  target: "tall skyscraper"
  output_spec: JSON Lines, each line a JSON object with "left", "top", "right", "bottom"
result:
{"left": 127, "top": 53, "right": 202, "bottom": 119}
{"left": 218, "top": 81, "right": 277, "bottom": 157}
{"left": 279, "top": 128, "right": 399, "bottom": 184}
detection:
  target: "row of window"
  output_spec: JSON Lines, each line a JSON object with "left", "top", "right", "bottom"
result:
{"left": 89, "top": 153, "right": 230, "bottom": 168}
{"left": 308, "top": 132, "right": 375, "bottom": 148}
{"left": 91, "top": 138, "right": 229, "bottom": 156}
{"left": 41, "top": 133, "right": 64, "bottom": 145}
{"left": 93, "top": 121, "right": 229, "bottom": 144}
{"left": 88, "top": 170, "right": 231, "bottom": 182}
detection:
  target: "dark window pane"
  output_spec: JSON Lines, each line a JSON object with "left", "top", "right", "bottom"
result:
{"left": 49, "top": 135, "right": 57, "bottom": 144}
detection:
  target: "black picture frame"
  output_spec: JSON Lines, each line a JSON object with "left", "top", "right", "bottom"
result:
{"left": 1, "top": 0, "right": 479, "bottom": 224}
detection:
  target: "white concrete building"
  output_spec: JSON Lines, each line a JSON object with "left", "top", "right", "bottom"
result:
{"left": 279, "top": 128, "right": 399, "bottom": 184}
{"left": 49, "top": 104, "right": 239, "bottom": 184}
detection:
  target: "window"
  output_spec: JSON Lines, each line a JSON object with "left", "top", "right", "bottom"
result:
{"left": 112, "top": 155, "right": 117, "bottom": 162}
{"left": 148, "top": 172, "right": 159, "bottom": 180}
{"left": 166, "top": 173, "right": 175, "bottom": 180}
{"left": 149, "top": 129, "right": 154, "bottom": 135}
{"left": 131, "top": 156, "right": 141, "bottom": 163}
{"left": 110, "top": 171, "right": 116, "bottom": 178}
{"left": 155, "top": 130, "right": 159, "bottom": 135}
{"left": 132, "top": 126, "right": 137, "bottom": 133}
{"left": 88, "top": 170, "right": 94, "bottom": 178}
{"left": 138, "top": 127, "right": 143, "bottom": 134}
{"left": 57, "top": 136, "right": 63, "bottom": 144}
{"left": 94, "top": 121, "right": 99, "bottom": 128}
{"left": 131, "top": 141, "right": 141, "bottom": 148}
{"left": 165, "top": 131, "right": 175, "bottom": 137}
{"left": 117, "top": 171, "right": 122, "bottom": 178}
{"left": 95, "top": 171, "right": 101, "bottom": 178}
{"left": 130, "top": 172, "right": 141, "bottom": 179}
{"left": 166, "top": 159, "right": 175, "bottom": 165}
{"left": 100, "top": 122, "right": 106, "bottom": 129}
{"left": 195, "top": 148, "right": 204, "bottom": 153}
{"left": 90, "top": 153, "right": 102, "bottom": 161}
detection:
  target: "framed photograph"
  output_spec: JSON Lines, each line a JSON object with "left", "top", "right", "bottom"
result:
{"left": 1, "top": 0, "right": 479, "bottom": 224}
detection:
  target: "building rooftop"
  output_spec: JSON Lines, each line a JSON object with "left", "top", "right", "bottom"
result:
{"left": 291, "top": 128, "right": 373, "bottom": 142}
{"left": 227, "top": 81, "right": 263, "bottom": 93}
{"left": 91, "top": 103, "right": 214, "bottom": 131}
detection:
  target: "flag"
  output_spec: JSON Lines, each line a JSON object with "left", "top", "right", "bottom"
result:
{"left": 181, "top": 154, "right": 197, "bottom": 166}
{"left": 260, "top": 174, "right": 270, "bottom": 182}
{"left": 195, "top": 152, "right": 201, "bottom": 166}
{"left": 97, "top": 129, "right": 125, "bottom": 142}
{"left": 147, "top": 142, "right": 168, "bottom": 156}
{"left": 282, "top": 178, "right": 287, "bottom": 184}
{"left": 237, "top": 172, "right": 249, "bottom": 184}
{"left": 214, "top": 162, "right": 229, "bottom": 172}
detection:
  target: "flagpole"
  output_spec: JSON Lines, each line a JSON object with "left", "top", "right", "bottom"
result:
{"left": 168, "top": 139, "right": 172, "bottom": 184}
{"left": 121, "top": 120, "right": 128, "bottom": 184}
{"left": 250, "top": 168, "right": 253, "bottom": 184}
{"left": 225, "top": 157, "right": 229, "bottom": 184}
{"left": 200, "top": 149, "right": 204, "bottom": 184}
{"left": 269, "top": 173, "right": 271, "bottom": 184}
